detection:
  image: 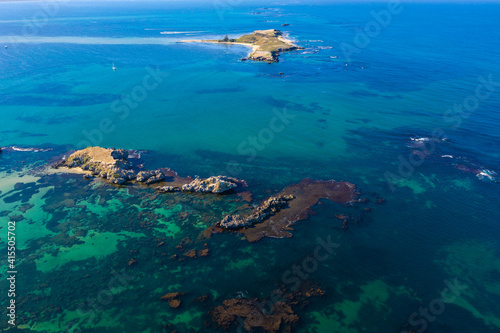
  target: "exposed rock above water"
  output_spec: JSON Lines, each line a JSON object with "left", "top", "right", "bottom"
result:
{"left": 58, "top": 147, "right": 138, "bottom": 184}
{"left": 226, "top": 179, "right": 359, "bottom": 242}
{"left": 156, "top": 185, "right": 178, "bottom": 193}
{"left": 182, "top": 176, "right": 245, "bottom": 194}
{"left": 136, "top": 170, "right": 165, "bottom": 184}
{"left": 219, "top": 194, "right": 294, "bottom": 228}
{"left": 54, "top": 147, "right": 244, "bottom": 194}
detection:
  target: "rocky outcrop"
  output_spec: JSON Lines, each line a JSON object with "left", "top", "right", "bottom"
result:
{"left": 248, "top": 50, "right": 279, "bottom": 62}
{"left": 239, "top": 29, "right": 304, "bottom": 63}
{"left": 61, "top": 147, "right": 136, "bottom": 184}
{"left": 219, "top": 195, "right": 294, "bottom": 228}
{"left": 56, "top": 147, "right": 244, "bottom": 195}
{"left": 182, "top": 176, "right": 243, "bottom": 194}
{"left": 231, "top": 179, "right": 359, "bottom": 242}
{"left": 136, "top": 170, "right": 165, "bottom": 184}
{"left": 156, "top": 186, "right": 179, "bottom": 193}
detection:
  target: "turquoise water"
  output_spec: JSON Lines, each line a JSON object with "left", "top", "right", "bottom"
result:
{"left": 1, "top": 1, "right": 500, "bottom": 332}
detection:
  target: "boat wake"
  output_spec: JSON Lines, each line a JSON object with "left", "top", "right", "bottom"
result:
{"left": 2, "top": 146, "right": 53, "bottom": 152}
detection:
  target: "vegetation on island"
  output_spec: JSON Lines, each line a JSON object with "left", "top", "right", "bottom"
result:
{"left": 208, "top": 29, "right": 304, "bottom": 62}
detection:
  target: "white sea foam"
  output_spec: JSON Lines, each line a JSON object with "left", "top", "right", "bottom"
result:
{"left": 477, "top": 169, "right": 497, "bottom": 181}
{"left": 410, "top": 137, "right": 431, "bottom": 142}
{"left": 160, "top": 31, "right": 205, "bottom": 34}
{"left": 4, "top": 146, "right": 52, "bottom": 152}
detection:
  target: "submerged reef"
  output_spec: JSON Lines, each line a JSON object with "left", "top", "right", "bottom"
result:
{"left": 210, "top": 284, "right": 325, "bottom": 332}
{"left": 181, "top": 29, "right": 304, "bottom": 63}
{"left": 221, "top": 179, "right": 359, "bottom": 242}
{"left": 160, "top": 292, "right": 188, "bottom": 309}
{"left": 0, "top": 146, "right": 372, "bottom": 332}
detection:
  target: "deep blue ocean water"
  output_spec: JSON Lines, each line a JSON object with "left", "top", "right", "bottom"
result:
{"left": 0, "top": 1, "right": 499, "bottom": 332}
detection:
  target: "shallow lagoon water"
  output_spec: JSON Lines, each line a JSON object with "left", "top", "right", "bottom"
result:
{"left": 1, "top": 1, "right": 500, "bottom": 332}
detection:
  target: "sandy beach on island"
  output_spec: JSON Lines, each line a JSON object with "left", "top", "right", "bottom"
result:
{"left": 178, "top": 30, "right": 303, "bottom": 63}
{"left": 181, "top": 34, "right": 298, "bottom": 49}
{"left": 42, "top": 165, "right": 91, "bottom": 176}
{"left": 180, "top": 39, "right": 259, "bottom": 54}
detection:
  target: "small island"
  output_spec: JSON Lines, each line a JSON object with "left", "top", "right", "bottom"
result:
{"left": 181, "top": 29, "right": 304, "bottom": 63}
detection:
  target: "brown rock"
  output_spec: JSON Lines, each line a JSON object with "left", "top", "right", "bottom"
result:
{"left": 200, "top": 226, "right": 224, "bottom": 239}
{"left": 168, "top": 299, "right": 181, "bottom": 309}
{"left": 160, "top": 292, "right": 187, "bottom": 309}
{"left": 195, "top": 295, "right": 209, "bottom": 303}
{"left": 183, "top": 249, "right": 197, "bottom": 258}
{"left": 236, "top": 179, "right": 359, "bottom": 242}
{"left": 197, "top": 248, "right": 209, "bottom": 257}
{"left": 219, "top": 195, "right": 295, "bottom": 229}
{"left": 211, "top": 298, "right": 299, "bottom": 332}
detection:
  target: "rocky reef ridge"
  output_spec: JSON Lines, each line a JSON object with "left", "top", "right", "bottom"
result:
{"left": 218, "top": 178, "right": 360, "bottom": 242}
{"left": 54, "top": 147, "right": 365, "bottom": 243}
{"left": 182, "top": 176, "right": 244, "bottom": 194}
{"left": 219, "top": 194, "right": 294, "bottom": 228}
{"left": 54, "top": 147, "right": 244, "bottom": 194}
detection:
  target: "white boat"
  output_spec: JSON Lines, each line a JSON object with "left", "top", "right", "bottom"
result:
{"left": 112, "top": 62, "right": 117, "bottom": 71}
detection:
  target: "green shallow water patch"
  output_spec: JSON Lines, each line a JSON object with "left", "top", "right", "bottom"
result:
{"left": 226, "top": 257, "right": 256, "bottom": 271}
{"left": 19, "top": 307, "right": 127, "bottom": 333}
{"left": 77, "top": 195, "right": 124, "bottom": 218}
{"left": 154, "top": 204, "right": 183, "bottom": 237}
{"left": 437, "top": 241, "right": 500, "bottom": 329}
{"left": 0, "top": 171, "right": 42, "bottom": 211}
{"left": 35, "top": 230, "right": 144, "bottom": 272}
{"left": 308, "top": 279, "right": 412, "bottom": 333}
{"left": 0, "top": 172, "right": 56, "bottom": 250}
{"left": 382, "top": 176, "right": 427, "bottom": 195}
{"left": 6, "top": 189, "right": 55, "bottom": 247}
